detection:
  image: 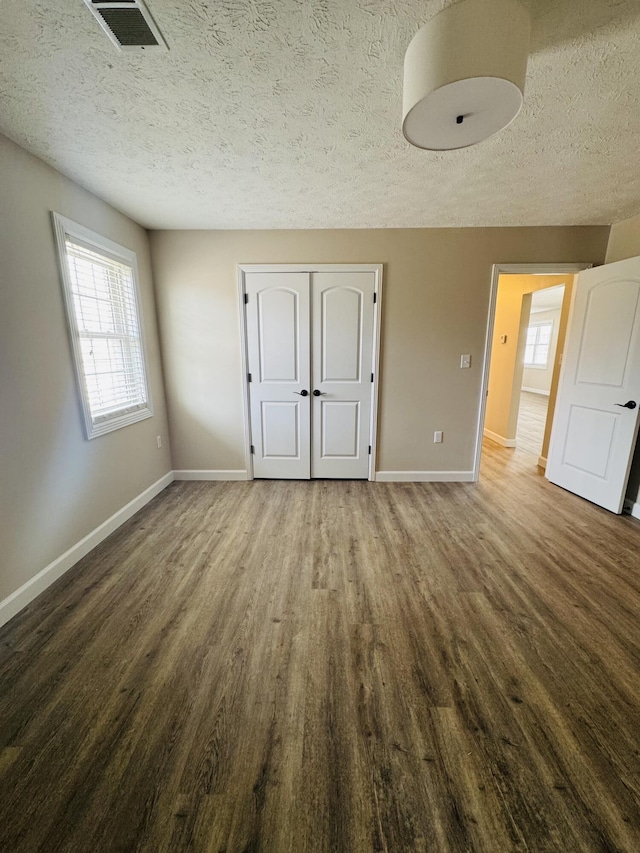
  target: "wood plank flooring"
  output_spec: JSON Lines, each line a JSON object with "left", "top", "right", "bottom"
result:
{"left": 516, "top": 391, "right": 549, "bottom": 457}
{"left": 1, "top": 443, "right": 640, "bottom": 851}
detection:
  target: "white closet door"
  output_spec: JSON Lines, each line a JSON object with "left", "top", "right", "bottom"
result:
{"left": 245, "top": 272, "right": 311, "bottom": 479}
{"left": 311, "top": 271, "right": 376, "bottom": 479}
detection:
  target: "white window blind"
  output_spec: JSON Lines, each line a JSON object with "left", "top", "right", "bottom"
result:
{"left": 53, "top": 214, "right": 152, "bottom": 438}
{"left": 524, "top": 322, "right": 553, "bottom": 368}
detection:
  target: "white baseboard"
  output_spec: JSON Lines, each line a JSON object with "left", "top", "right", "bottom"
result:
{"left": 483, "top": 429, "right": 517, "bottom": 448}
{"left": 375, "top": 471, "right": 475, "bottom": 483}
{"left": 0, "top": 471, "right": 174, "bottom": 630}
{"left": 521, "top": 387, "right": 550, "bottom": 396}
{"left": 537, "top": 456, "right": 547, "bottom": 470}
{"left": 173, "top": 470, "right": 249, "bottom": 481}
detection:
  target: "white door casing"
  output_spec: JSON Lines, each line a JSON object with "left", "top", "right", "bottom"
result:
{"left": 312, "top": 272, "right": 376, "bottom": 479}
{"left": 245, "top": 272, "right": 311, "bottom": 479}
{"left": 546, "top": 257, "right": 640, "bottom": 513}
{"left": 240, "top": 265, "right": 382, "bottom": 480}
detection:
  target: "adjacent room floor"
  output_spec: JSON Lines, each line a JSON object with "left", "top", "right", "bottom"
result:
{"left": 1, "top": 442, "right": 639, "bottom": 851}
{"left": 515, "top": 390, "right": 549, "bottom": 458}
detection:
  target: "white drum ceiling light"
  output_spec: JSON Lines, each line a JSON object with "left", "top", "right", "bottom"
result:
{"left": 402, "top": 0, "right": 531, "bottom": 150}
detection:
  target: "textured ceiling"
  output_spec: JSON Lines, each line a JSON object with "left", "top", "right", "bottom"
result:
{"left": 1, "top": 0, "right": 639, "bottom": 229}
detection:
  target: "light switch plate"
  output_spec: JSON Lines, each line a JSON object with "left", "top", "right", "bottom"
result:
{"left": 460, "top": 354, "right": 471, "bottom": 369}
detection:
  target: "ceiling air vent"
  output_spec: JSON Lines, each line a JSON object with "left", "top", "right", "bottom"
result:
{"left": 84, "top": 0, "right": 168, "bottom": 51}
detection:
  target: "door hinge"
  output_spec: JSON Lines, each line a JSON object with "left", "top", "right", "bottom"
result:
{"left": 247, "top": 372, "right": 252, "bottom": 383}
{"left": 244, "top": 292, "right": 249, "bottom": 304}
{"left": 368, "top": 445, "right": 372, "bottom": 455}
{"left": 371, "top": 372, "right": 374, "bottom": 382}
{"left": 373, "top": 292, "right": 377, "bottom": 303}
{"left": 250, "top": 444, "right": 255, "bottom": 455}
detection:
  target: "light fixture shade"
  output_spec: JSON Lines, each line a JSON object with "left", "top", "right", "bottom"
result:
{"left": 402, "top": 0, "right": 531, "bottom": 150}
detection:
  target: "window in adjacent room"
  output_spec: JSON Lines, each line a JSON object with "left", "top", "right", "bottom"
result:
{"left": 52, "top": 213, "right": 153, "bottom": 439}
{"left": 524, "top": 321, "right": 553, "bottom": 368}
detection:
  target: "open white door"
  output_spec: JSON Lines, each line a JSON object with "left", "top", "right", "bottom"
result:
{"left": 245, "top": 272, "right": 311, "bottom": 479}
{"left": 311, "top": 271, "right": 376, "bottom": 479}
{"left": 546, "top": 257, "right": 640, "bottom": 513}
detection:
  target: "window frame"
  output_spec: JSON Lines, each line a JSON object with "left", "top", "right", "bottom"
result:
{"left": 52, "top": 212, "right": 153, "bottom": 439}
{"left": 524, "top": 320, "right": 554, "bottom": 370}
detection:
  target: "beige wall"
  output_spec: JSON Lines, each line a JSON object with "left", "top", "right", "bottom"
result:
{"left": 522, "top": 307, "right": 562, "bottom": 395}
{"left": 150, "top": 228, "right": 608, "bottom": 476}
{"left": 606, "top": 212, "right": 640, "bottom": 505}
{"left": 0, "top": 134, "right": 172, "bottom": 605}
{"left": 605, "top": 212, "right": 640, "bottom": 264}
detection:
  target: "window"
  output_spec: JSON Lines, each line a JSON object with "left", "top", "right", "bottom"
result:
{"left": 52, "top": 213, "right": 152, "bottom": 439}
{"left": 524, "top": 322, "right": 553, "bottom": 369}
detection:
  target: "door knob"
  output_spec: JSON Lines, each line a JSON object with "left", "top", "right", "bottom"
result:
{"left": 615, "top": 400, "right": 637, "bottom": 409}
{"left": 293, "top": 390, "right": 309, "bottom": 397}
{"left": 313, "top": 390, "right": 326, "bottom": 396}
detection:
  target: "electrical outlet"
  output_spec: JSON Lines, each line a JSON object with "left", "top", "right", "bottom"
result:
{"left": 434, "top": 431, "right": 443, "bottom": 443}
{"left": 156, "top": 435, "right": 162, "bottom": 448}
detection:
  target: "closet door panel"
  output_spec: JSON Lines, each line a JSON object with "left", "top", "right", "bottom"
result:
{"left": 245, "top": 272, "right": 311, "bottom": 479}
{"left": 311, "top": 272, "right": 376, "bottom": 479}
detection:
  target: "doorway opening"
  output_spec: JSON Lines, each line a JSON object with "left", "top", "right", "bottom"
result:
{"left": 516, "top": 285, "right": 566, "bottom": 459}
{"left": 474, "top": 263, "right": 590, "bottom": 480}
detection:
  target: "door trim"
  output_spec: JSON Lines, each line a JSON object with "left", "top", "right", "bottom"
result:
{"left": 473, "top": 262, "right": 592, "bottom": 482}
{"left": 237, "top": 264, "right": 383, "bottom": 481}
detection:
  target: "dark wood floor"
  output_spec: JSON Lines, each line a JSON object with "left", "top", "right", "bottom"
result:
{"left": 1, "top": 443, "right": 640, "bottom": 852}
